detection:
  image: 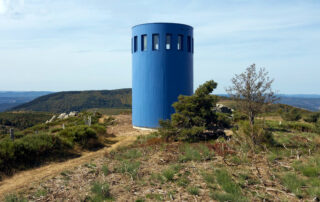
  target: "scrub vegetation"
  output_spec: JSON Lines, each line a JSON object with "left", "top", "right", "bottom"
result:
{"left": 0, "top": 111, "right": 114, "bottom": 177}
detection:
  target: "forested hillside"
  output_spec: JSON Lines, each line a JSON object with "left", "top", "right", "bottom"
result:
{"left": 12, "top": 89, "right": 132, "bottom": 113}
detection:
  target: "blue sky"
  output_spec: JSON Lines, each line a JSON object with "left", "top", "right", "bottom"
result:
{"left": 0, "top": 0, "right": 319, "bottom": 94}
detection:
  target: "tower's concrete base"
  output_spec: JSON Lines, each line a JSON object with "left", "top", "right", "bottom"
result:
{"left": 133, "top": 126, "right": 158, "bottom": 132}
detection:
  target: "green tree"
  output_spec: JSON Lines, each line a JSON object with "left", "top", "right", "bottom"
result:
{"left": 160, "top": 80, "right": 227, "bottom": 141}
{"left": 226, "top": 64, "right": 277, "bottom": 144}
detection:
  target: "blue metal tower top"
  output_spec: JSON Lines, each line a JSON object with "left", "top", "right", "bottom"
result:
{"left": 132, "top": 22, "right": 194, "bottom": 128}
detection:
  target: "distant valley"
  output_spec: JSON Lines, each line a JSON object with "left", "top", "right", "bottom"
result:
{"left": 1, "top": 90, "right": 320, "bottom": 112}
{"left": 0, "top": 91, "right": 52, "bottom": 112}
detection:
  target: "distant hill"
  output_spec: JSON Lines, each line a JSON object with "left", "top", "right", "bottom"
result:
{"left": 12, "top": 89, "right": 132, "bottom": 113}
{"left": 217, "top": 94, "right": 320, "bottom": 112}
{"left": 278, "top": 97, "right": 320, "bottom": 112}
{"left": 0, "top": 91, "right": 52, "bottom": 112}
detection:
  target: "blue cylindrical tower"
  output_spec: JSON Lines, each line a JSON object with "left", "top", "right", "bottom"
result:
{"left": 132, "top": 23, "right": 194, "bottom": 128}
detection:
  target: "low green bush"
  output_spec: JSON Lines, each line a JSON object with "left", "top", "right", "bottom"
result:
{"left": 287, "top": 122, "right": 316, "bottom": 133}
{"left": 179, "top": 144, "right": 214, "bottom": 162}
{"left": 232, "top": 111, "right": 248, "bottom": 122}
{"left": 115, "top": 160, "right": 140, "bottom": 179}
{"left": 213, "top": 169, "right": 247, "bottom": 201}
{"left": 187, "top": 186, "right": 199, "bottom": 195}
{"left": 239, "top": 121, "right": 276, "bottom": 146}
{"left": 90, "top": 181, "right": 112, "bottom": 201}
{"left": 4, "top": 194, "right": 28, "bottom": 202}
{"left": 281, "top": 173, "right": 305, "bottom": 197}
{"left": 303, "top": 113, "right": 320, "bottom": 123}
{"left": 58, "top": 125, "right": 100, "bottom": 149}
{"left": 281, "top": 108, "right": 301, "bottom": 121}
{"left": 0, "top": 133, "right": 71, "bottom": 174}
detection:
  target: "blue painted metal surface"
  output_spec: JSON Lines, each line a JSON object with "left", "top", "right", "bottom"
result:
{"left": 132, "top": 23, "right": 194, "bottom": 128}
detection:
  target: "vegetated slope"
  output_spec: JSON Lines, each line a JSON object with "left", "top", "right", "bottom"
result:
{"left": 12, "top": 89, "right": 132, "bottom": 113}
{"left": 0, "top": 111, "right": 53, "bottom": 135}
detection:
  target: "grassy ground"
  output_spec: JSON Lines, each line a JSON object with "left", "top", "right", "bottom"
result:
{"left": 7, "top": 124, "right": 319, "bottom": 201}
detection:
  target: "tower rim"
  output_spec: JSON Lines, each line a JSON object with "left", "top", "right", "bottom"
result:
{"left": 132, "top": 22, "right": 193, "bottom": 29}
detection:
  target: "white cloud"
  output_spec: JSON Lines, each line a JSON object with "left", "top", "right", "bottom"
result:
{"left": 0, "top": 0, "right": 7, "bottom": 14}
{"left": 0, "top": 0, "right": 24, "bottom": 15}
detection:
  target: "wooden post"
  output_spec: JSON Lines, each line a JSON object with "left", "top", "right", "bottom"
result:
{"left": 10, "top": 128, "right": 14, "bottom": 141}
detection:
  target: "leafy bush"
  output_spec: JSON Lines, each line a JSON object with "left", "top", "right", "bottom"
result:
{"left": 162, "top": 168, "right": 175, "bottom": 181}
{"left": 281, "top": 108, "right": 301, "bottom": 121}
{"left": 115, "top": 160, "right": 140, "bottom": 179}
{"left": 0, "top": 133, "right": 71, "bottom": 174}
{"left": 287, "top": 122, "right": 317, "bottom": 133}
{"left": 213, "top": 169, "right": 246, "bottom": 201}
{"left": 216, "top": 112, "right": 232, "bottom": 128}
{"left": 232, "top": 111, "right": 248, "bottom": 122}
{"left": 281, "top": 173, "right": 305, "bottom": 197}
{"left": 115, "top": 148, "right": 142, "bottom": 160}
{"left": 161, "top": 164, "right": 182, "bottom": 181}
{"left": 4, "top": 194, "right": 27, "bottom": 202}
{"left": 240, "top": 121, "right": 276, "bottom": 146}
{"left": 58, "top": 125, "right": 100, "bottom": 149}
{"left": 159, "top": 80, "right": 230, "bottom": 141}
{"left": 187, "top": 186, "right": 199, "bottom": 195}
{"left": 304, "top": 113, "right": 320, "bottom": 123}
{"left": 179, "top": 144, "right": 215, "bottom": 162}
{"left": 90, "top": 182, "right": 112, "bottom": 201}
{"left": 102, "top": 165, "right": 109, "bottom": 176}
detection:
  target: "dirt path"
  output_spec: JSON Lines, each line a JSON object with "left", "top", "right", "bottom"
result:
{"left": 0, "top": 115, "right": 151, "bottom": 198}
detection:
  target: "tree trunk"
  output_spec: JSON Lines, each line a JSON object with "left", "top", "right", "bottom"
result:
{"left": 249, "top": 112, "right": 255, "bottom": 144}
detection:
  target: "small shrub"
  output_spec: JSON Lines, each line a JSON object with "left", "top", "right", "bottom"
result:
{"left": 211, "top": 191, "right": 241, "bottom": 202}
{"left": 161, "top": 164, "right": 182, "bottom": 181}
{"left": 281, "top": 108, "right": 301, "bottom": 121}
{"left": 58, "top": 125, "right": 99, "bottom": 149}
{"left": 303, "top": 113, "right": 320, "bottom": 123}
{"left": 146, "top": 193, "right": 163, "bottom": 201}
{"left": 187, "top": 186, "right": 200, "bottom": 195}
{"left": 233, "top": 111, "right": 248, "bottom": 122}
{"left": 91, "top": 182, "right": 112, "bottom": 201}
{"left": 177, "top": 175, "right": 190, "bottom": 187}
{"left": 50, "top": 127, "right": 63, "bottom": 133}
{"left": 301, "top": 167, "right": 319, "bottom": 177}
{"left": 202, "top": 172, "right": 215, "bottom": 184}
{"left": 179, "top": 144, "right": 202, "bottom": 162}
{"left": 239, "top": 121, "right": 276, "bottom": 146}
{"left": 0, "top": 133, "right": 71, "bottom": 174}
{"left": 102, "top": 165, "right": 109, "bottom": 176}
{"left": 4, "top": 194, "right": 27, "bottom": 202}
{"left": 287, "top": 122, "right": 316, "bottom": 133}
{"left": 293, "top": 157, "right": 320, "bottom": 177}
{"left": 35, "top": 188, "right": 48, "bottom": 197}
{"left": 281, "top": 173, "right": 305, "bottom": 197}
{"left": 115, "top": 148, "right": 142, "bottom": 160}
{"left": 162, "top": 169, "right": 175, "bottom": 181}
{"left": 115, "top": 160, "right": 140, "bottom": 179}
{"left": 216, "top": 112, "right": 232, "bottom": 128}
{"left": 215, "top": 169, "right": 241, "bottom": 194}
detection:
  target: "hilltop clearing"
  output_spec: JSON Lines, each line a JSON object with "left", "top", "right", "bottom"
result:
{"left": 1, "top": 110, "right": 319, "bottom": 201}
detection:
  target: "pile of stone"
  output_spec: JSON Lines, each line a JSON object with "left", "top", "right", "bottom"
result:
{"left": 45, "top": 111, "right": 78, "bottom": 123}
{"left": 215, "top": 104, "right": 233, "bottom": 114}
